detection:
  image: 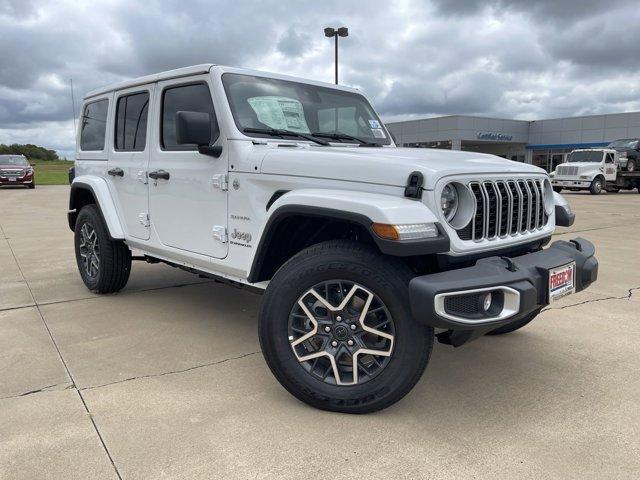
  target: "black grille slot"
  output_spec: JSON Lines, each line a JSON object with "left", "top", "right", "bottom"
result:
{"left": 484, "top": 182, "right": 498, "bottom": 238}
{"left": 496, "top": 181, "right": 509, "bottom": 236}
{"left": 469, "top": 183, "right": 484, "bottom": 240}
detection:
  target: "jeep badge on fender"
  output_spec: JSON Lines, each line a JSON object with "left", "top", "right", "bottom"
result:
{"left": 68, "top": 64, "right": 598, "bottom": 413}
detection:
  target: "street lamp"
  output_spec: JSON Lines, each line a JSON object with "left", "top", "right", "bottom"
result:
{"left": 324, "top": 26, "right": 348, "bottom": 84}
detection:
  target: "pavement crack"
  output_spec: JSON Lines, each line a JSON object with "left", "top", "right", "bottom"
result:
{"left": 552, "top": 225, "right": 622, "bottom": 236}
{"left": 543, "top": 286, "right": 640, "bottom": 311}
{"left": 81, "top": 350, "right": 261, "bottom": 392}
{"left": 0, "top": 382, "right": 72, "bottom": 401}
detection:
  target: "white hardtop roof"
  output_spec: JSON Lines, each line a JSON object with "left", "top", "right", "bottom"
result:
{"left": 84, "top": 64, "right": 360, "bottom": 99}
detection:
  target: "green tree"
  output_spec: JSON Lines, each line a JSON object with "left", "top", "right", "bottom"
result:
{"left": 0, "top": 143, "right": 59, "bottom": 161}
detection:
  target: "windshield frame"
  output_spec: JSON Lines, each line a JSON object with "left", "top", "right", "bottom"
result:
{"left": 221, "top": 73, "right": 391, "bottom": 146}
{"left": 567, "top": 151, "right": 605, "bottom": 163}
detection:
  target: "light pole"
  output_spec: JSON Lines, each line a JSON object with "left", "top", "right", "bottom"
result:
{"left": 324, "top": 27, "right": 348, "bottom": 84}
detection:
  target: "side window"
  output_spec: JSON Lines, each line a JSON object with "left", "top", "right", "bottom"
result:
{"left": 115, "top": 92, "right": 149, "bottom": 151}
{"left": 162, "top": 83, "right": 219, "bottom": 150}
{"left": 80, "top": 99, "right": 109, "bottom": 151}
{"left": 606, "top": 153, "right": 614, "bottom": 163}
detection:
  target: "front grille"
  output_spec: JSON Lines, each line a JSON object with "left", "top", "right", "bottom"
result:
{"left": 458, "top": 179, "right": 548, "bottom": 241}
{"left": 557, "top": 165, "right": 578, "bottom": 176}
{"left": 0, "top": 169, "right": 25, "bottom": 177}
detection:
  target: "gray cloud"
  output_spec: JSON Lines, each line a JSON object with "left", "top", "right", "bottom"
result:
{"left": 0, "top": 0, "right": 638, "bottom": 155}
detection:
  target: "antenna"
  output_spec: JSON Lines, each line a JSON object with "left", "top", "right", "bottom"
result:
{"left": 70, "top": 78, "right": 77, "bottom": 135}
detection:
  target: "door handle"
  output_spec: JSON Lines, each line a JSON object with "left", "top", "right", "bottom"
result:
{"left": 107, "top": 167, "right": 124, "bottom": 177}
{"left": 148, "top": 170, "right": 170, "bottom": 181}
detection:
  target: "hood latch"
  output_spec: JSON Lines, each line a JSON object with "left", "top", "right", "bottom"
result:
{"left": 404, "top": 171, "right": 424, "bottom": 199}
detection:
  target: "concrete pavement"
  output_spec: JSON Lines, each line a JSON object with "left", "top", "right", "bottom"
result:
{"left": 1, "top": 186, "right": 639, "bottom": 479}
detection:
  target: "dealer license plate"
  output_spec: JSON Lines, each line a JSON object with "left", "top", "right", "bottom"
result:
{"left": 548, "top": 262, "right": 576, "bottom": 303}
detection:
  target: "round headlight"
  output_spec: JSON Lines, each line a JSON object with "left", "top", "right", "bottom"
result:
{"left": 440, "top": 183, "right": 459, "bottom": 222}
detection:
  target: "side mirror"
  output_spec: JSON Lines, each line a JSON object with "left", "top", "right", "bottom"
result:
{"left": 175, "top": 111, "right": 222, "bottom": 158}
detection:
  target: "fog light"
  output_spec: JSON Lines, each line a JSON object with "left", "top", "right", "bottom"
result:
{"left": 482, "top": 292, "right": 492, "bottom": 312}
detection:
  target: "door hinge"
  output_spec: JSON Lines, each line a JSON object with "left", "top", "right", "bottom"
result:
{"left": 138, "top": 212, "right": 150, "bottom": 227}
{"left": 211, "top": 173, "right": 228, "bottom": 191}
{"left": 137, "top": 170, "right": 148, "bottom": 184}
{"left": 212, "top": 225, "right": 228, "bottom": 243}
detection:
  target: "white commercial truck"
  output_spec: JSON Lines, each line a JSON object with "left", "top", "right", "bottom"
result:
{"left": 551, "top": 148, "right": 640, "bottom": 195}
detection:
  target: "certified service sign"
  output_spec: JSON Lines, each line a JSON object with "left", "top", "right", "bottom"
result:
{"left": 477, "top": 132, "right": 513, "bottom": 141}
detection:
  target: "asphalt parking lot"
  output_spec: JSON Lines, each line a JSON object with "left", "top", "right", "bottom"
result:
{"left": 1, "top": 185, "right": 639, "bottom": 479}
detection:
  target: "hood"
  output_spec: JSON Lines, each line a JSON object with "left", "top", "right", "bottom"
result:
{"left": 0, "top": 164, "right": 29, "bottom": 169}
{"left": 260, "top": 146, "right": 544, "bottom": 190}
{"left": 557, "top": 162, "right": 601, "bottom": 170}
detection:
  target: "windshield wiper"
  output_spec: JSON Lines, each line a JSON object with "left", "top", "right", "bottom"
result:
{"left": 243, "top": 127, "right": 329, "bottom": 146}
{"left": 310, "top": 131, "right": 381, "bottom": 147}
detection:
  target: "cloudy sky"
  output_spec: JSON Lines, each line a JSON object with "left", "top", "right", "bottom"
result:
{"left": 1, "top": 0, "right": 639, "bottom": 158}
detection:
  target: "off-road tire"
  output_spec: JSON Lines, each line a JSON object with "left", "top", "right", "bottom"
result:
{"left": 259, "top": 240, "right": 433, "bottom": 414}
{"left": 486, "top": 308, "right": 542, "bottom": 335}
{"left": 626, "top": 159, "right": 636, "bottom": 172}
{"left": 552, "top": 186, "right": 563, "bottom": 193}
{"left": 589, "top": 177, "right": 603, "bottom": 195}
{"left": 74, "top": 204, "right": 131, "bottom": 293}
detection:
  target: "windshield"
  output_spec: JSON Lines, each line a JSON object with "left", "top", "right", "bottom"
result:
{"left": 607, "top": 139, "right": 638, "bottom": 150}
{"left": 222, "top": 73, "right": 391, "bottom": 145}
{"left": 567, "top": 151, "right": 603, "bottom": 163}
{"left": 0, "top": 155, "right": 28, "bottom": 166}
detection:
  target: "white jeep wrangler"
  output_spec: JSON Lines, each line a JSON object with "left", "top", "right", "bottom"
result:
{"left": 68, "top": 64, "right": 598, "bottom": 413}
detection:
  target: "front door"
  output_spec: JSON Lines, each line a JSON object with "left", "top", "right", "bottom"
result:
{"left": 604, "top": 153, "right": 617, "bottom": 180}
{"left": 148, "top": 77, "right": 228, "bottom": 259}
{"left": 107, "top": 85, "right": 153, "bottom": 240}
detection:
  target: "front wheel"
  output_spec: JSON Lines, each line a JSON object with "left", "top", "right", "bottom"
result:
{"left": 589, "top": 177, "right": 603, "bottom": 195}
{"left": 552, "top": 186, "right": 563, "bottom": 193}
{"left": 74, "top": 205, "right": 132, "bottom": 293}
{"left": 259, "top": 240, "right": 433, "bottom": 413}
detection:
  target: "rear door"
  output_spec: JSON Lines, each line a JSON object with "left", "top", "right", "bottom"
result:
{"left": 148, "top": 76, "right": 228, "bottom": 259}
{"left": 107, "top": 85, "right": 153, "bottom": 240}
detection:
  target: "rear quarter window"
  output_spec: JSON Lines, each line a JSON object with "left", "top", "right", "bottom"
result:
{"left": 80, "top": 99, "right": 109, "bottom": 151}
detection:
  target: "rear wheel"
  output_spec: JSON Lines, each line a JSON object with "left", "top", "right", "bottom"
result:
{"left": 74, "top": 205, "right": 132, "bottom": 293}
{"left": 486, "top": 308, "right": 542, "bottom": 335}
{"left": 259, "top": 240, "right": 433, "bottom": 413}
{"left": 626, "top": 159, "right": 636, "bottom": 172}
{"left": 589, "top": 177, "right": 603, "bottom": 195}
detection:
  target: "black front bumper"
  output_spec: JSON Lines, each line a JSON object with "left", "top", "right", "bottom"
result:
{"left": 409, "top": 237, "right": 598, "bottom": 346}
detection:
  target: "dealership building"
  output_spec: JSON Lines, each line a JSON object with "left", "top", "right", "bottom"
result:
{"left": 386, "top": 112, "right": 640, "bottom": 172}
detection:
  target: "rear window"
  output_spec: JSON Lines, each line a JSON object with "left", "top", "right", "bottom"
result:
{"left": 80, "top": 99, "right": 109, "bottom": 151}
{"left": 115, "top": 92, "right": 149, "bottom": 151}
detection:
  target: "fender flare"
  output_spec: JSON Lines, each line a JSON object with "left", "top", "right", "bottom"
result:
{"left": 69, "top": 177, "right": 125, "bottom": 239}
{"left": 247, "top": 189, "right": 449, "bottom": 283}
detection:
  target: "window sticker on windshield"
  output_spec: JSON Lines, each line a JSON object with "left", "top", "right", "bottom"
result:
{"left": 368, "top": 119, "right": 381, "bottom": 129}
{"left": 247, "top": 96, "right": 310, "bottom": 133}
{"left": 371, "top": 128, "right": 386, "bottom": 138}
